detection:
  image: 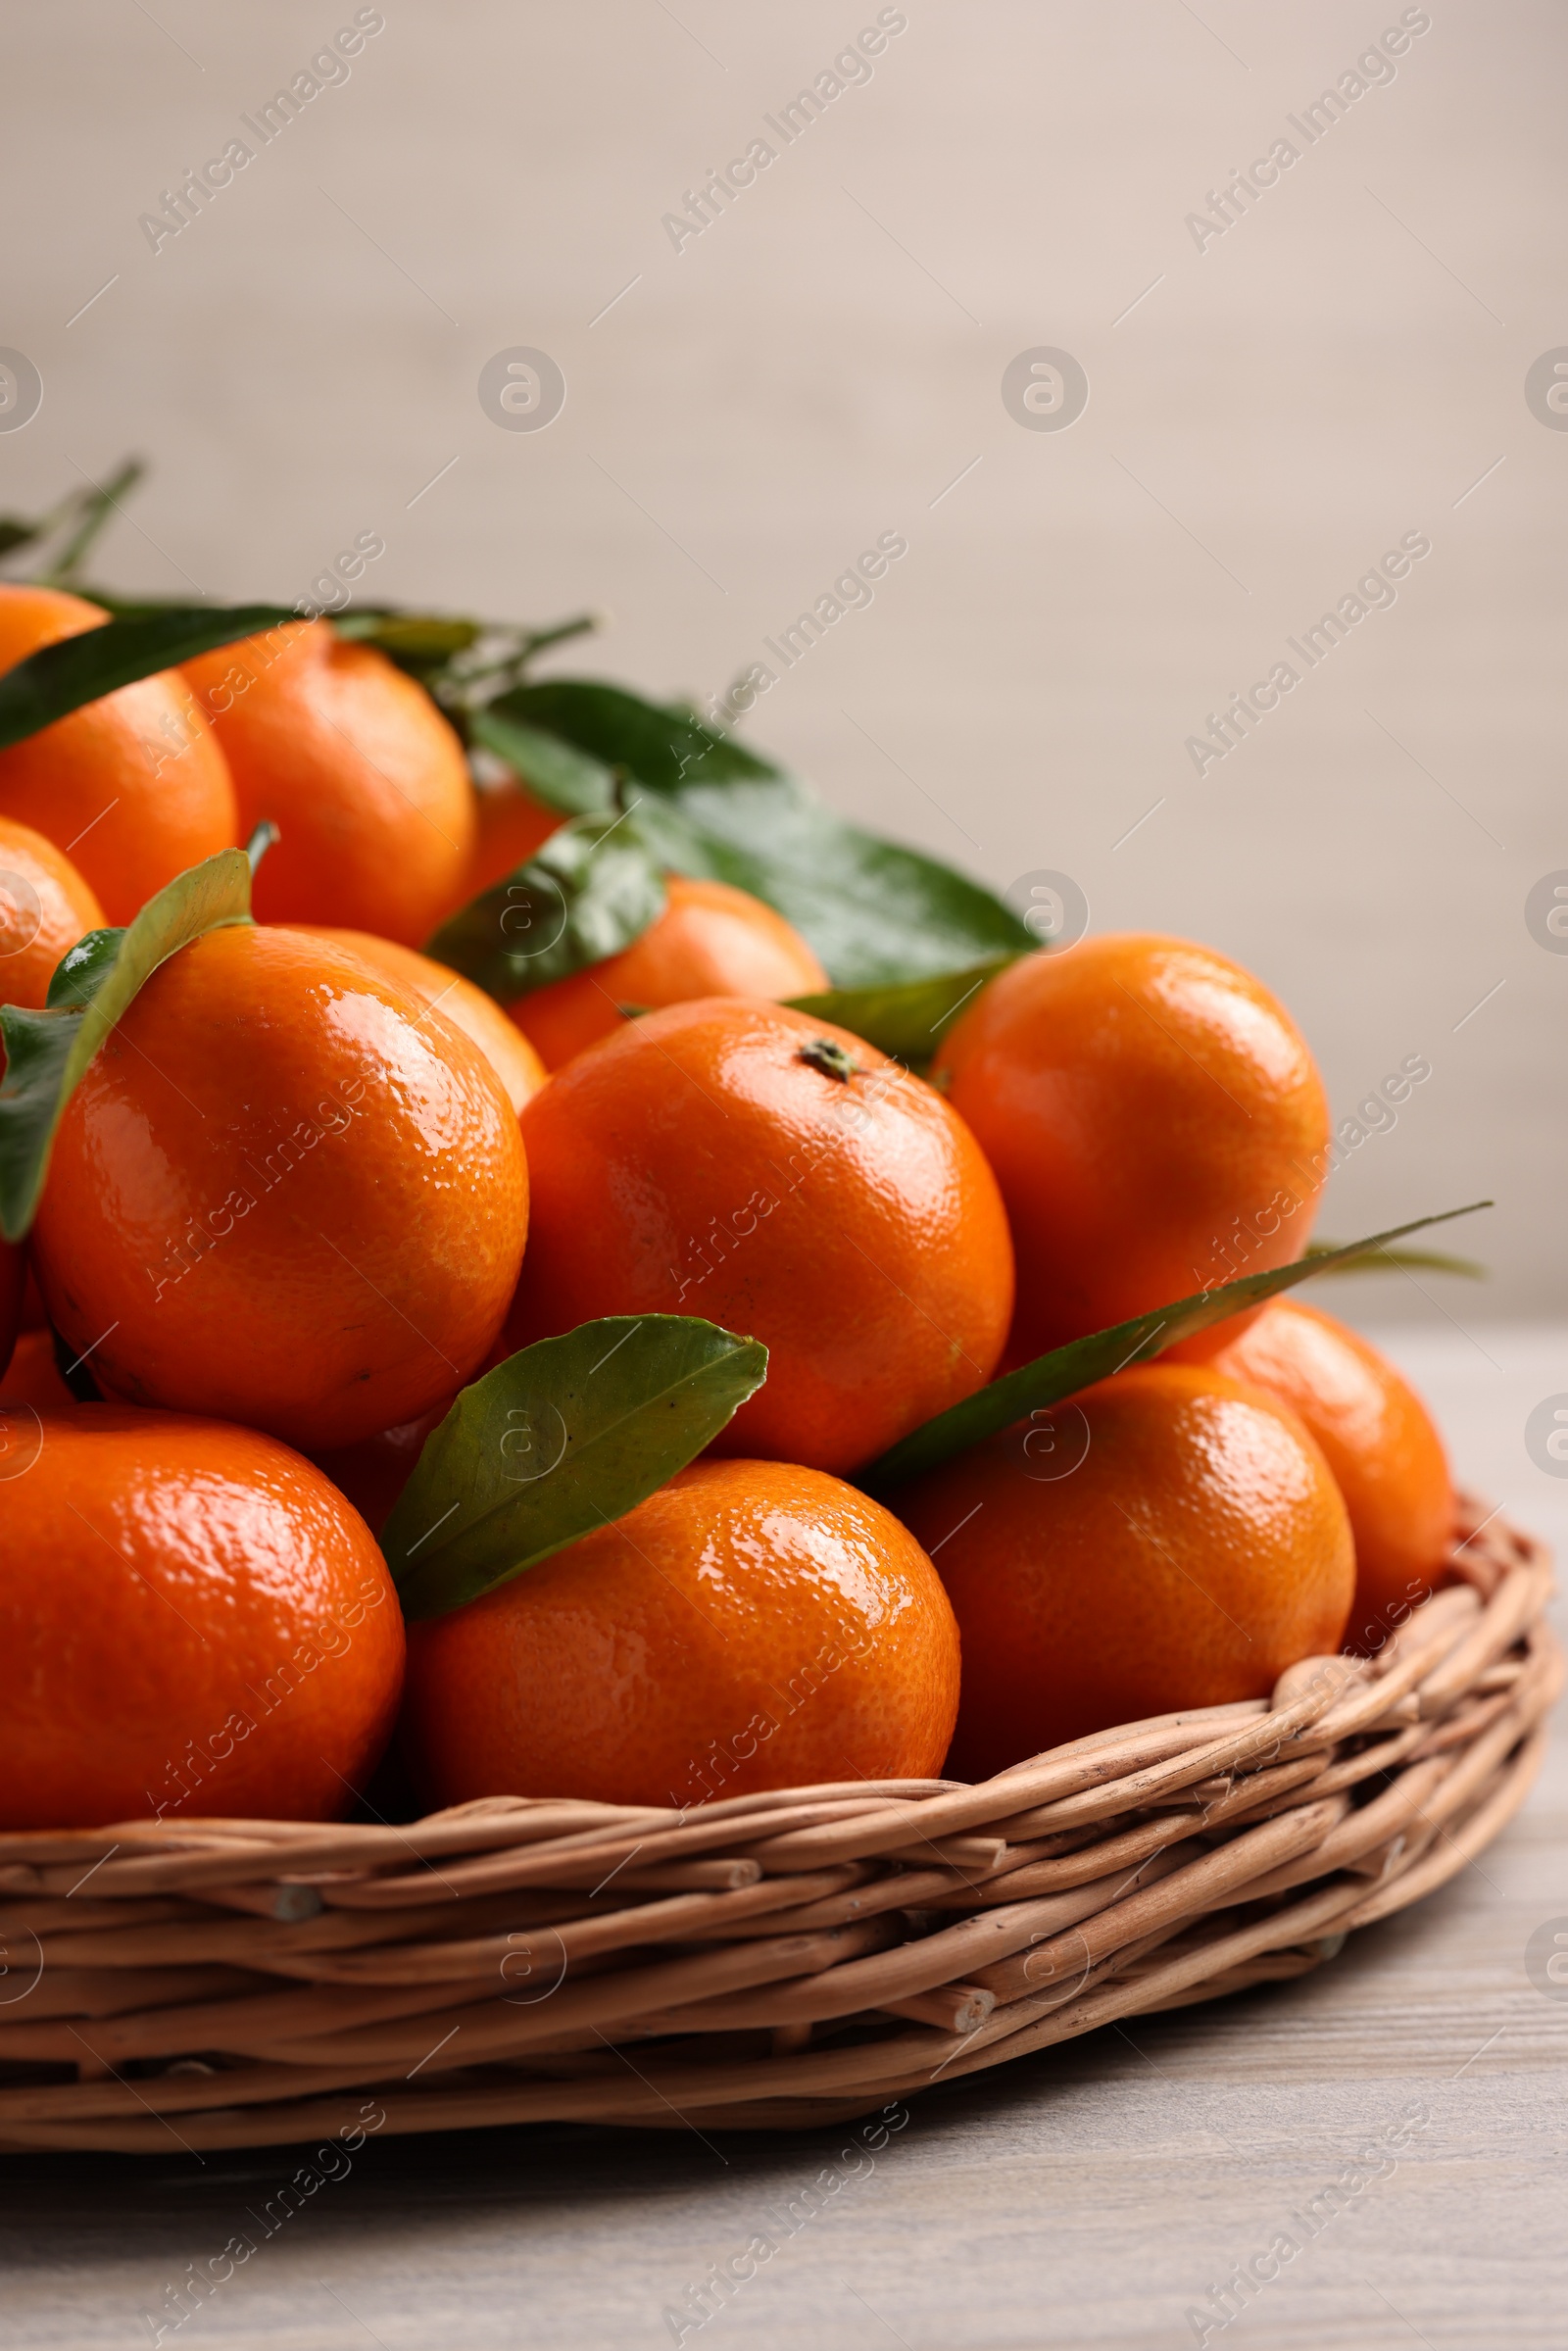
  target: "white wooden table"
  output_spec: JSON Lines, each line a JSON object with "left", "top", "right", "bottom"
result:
{"left": 3, "top": 1324, "right": 1563, "bottom": 2351}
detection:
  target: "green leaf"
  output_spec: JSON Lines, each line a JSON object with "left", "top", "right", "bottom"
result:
{"left": 383, "top": 1315, "right": 769, "bottom": 1619}
{"left": 332, "top": 612, "right": 483, "bottom": 659}
{"left": 468, "top": 708, "right": 616, "bottom": 816}
{"left": 323, "top": 614, "right": 604, "bottom": 723}
{"left": 784, "top": 955, "right": 1022, "bottom": 1063}
{"left": 634, "top": 779, "right": 1035, "bottom": 989}
{"left": 858, "top": 1201, "right": 1494, "bottom": 1495}
{"left": 0, "top": 605, "right": 296, "bottom": 752}
{"left": 422, "top": 810, "right": 666, "bottom": 1002}
{"left": 503, "top": 677, "right": 779, "bottom": 789}
{"left": 0, "top": 516, "right": 48, "bottom": 562}
{"left": 0, "top": 846, "right": 256, "bottom": 1240}
{"left": 45, "top": 925, "right": 125, "bottom": 1009}
{"left": 498, "top": 676, "right": 1038, "bottom": 988}
{"left": 45, "top": 586, "right": 213, "bottom": 620}
{"left": 1304, "top": 1239, "right": 1487, "bottom": 1279}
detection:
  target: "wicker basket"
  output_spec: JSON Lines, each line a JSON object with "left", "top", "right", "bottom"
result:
{"left": 0, "top": 1493, "right": 1555, "bottom": 2154}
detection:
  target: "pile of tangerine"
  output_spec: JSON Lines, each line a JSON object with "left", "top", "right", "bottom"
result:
{"left": 0, "top": 585, "right": 1454, "bottom": 1832}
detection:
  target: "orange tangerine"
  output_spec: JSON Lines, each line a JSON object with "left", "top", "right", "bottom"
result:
{"left": 0, "top": 584, "right": 237, "bottom": 924}
{"left": 290, "top": 926, "right": 546, "bottom": 1114}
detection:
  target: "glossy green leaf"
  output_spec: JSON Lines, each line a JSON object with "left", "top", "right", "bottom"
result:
{"left": 1304, "top": 1239, "right": 1486, "bottom": 1279}
{"left": 496, "top": 676, "right": 1038, "bottom": 988}
{"left": 0, "top": 846, "right": 256, "bottom": 1239}
{"left": 858, "top": 1201, "right": 1494, "bottom": 1494}
{"left": 468, "top": 707, "right": 617, "bottom": 815}
{"left": 634, "top": 780, "right": 1035, "bottom": 989}
{"left": 502, "top": 677, "right": 778, "bottom": 789}
{"left": 422, "top": 809, "right": 665, "bottom": 1002}
{"left": 785, "top": 955, "right": 1022, "bottom": 1063}
{"left": 44, "top": 925, "right": 125, "bottom": 1009}
{"left": 0, "top": 604, "right": 295, "bottom": 752}
{"left": 384, "top": 1315, "right": 770, "bottom": 1619}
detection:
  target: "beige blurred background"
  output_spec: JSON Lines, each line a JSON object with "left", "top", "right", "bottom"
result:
{"left": 3, "top": 0, "right": 1563, "bottom": 1318}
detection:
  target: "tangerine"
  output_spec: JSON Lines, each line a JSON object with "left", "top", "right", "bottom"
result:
{"left": 933, "top": 935, "right": 1332, "bottom": 1364}
{"left": 505, "top": 997, "right": 1014, "bottom": 1474}
{"left": 401, "top": 1457, "right": 959, "bottom": 1810}
{"left": 510, "top": 876, "right": 828, "bottom": 1070}
{"left": 291, "top": 926, "right": 546, "bottom": 1114}
{"left": 0, "top": 817, "right": 97, "bottom": 1380}
{"left": 462, "top": 773, "right": 562, "bottom": 902}
{"left": 182, "top": 620, "right": 475, "bottom": 946}
{"left": 17, "top": 1256, "right": 48, "bottom": 1333}
{"left": 0, "top": 1327, "right": 74, "bottom": 1411}
{"left": 896, "top": 1360, "right": 1354, "bottom": 1775}
{"left": 0, "top": 814, "right": 105, "bottom": 1009}
{"left": 31, "top": 924, "right": 528, "bottom": 1448}
{"left": 1207, "top": 1298, "right": 1454, "bottom": 1649}
{"left": 0, "top": 1240, "right": 21, "bottom": 1386}
{"left": 0, "top": 1405, "right": 403, "bottom": 1828}
{"left": 312, "top": 1400, "right": 451, "bottom": 1539}
{"left": 0, "top": 584, "right": 237, "bottom": 924}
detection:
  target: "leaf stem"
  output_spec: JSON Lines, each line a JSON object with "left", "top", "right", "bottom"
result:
{"left": 38, "top": 459, "right": 147, "bottom": 586}
{"left": 858, "top": 1200, "right": 1494, "bottom": 1494}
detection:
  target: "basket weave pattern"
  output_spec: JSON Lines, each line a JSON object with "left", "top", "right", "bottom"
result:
{"left": 0, "top": 1494, "right": 1556, "bottom": 2152}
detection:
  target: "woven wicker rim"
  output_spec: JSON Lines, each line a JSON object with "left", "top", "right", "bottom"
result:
{"left": 0, "top": 1491, "right": 1556, "bottom": 2152}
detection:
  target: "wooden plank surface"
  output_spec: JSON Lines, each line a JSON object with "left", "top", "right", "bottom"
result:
{"left": 1, "top": 1325, "right": 1563, "bottom": 2350}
